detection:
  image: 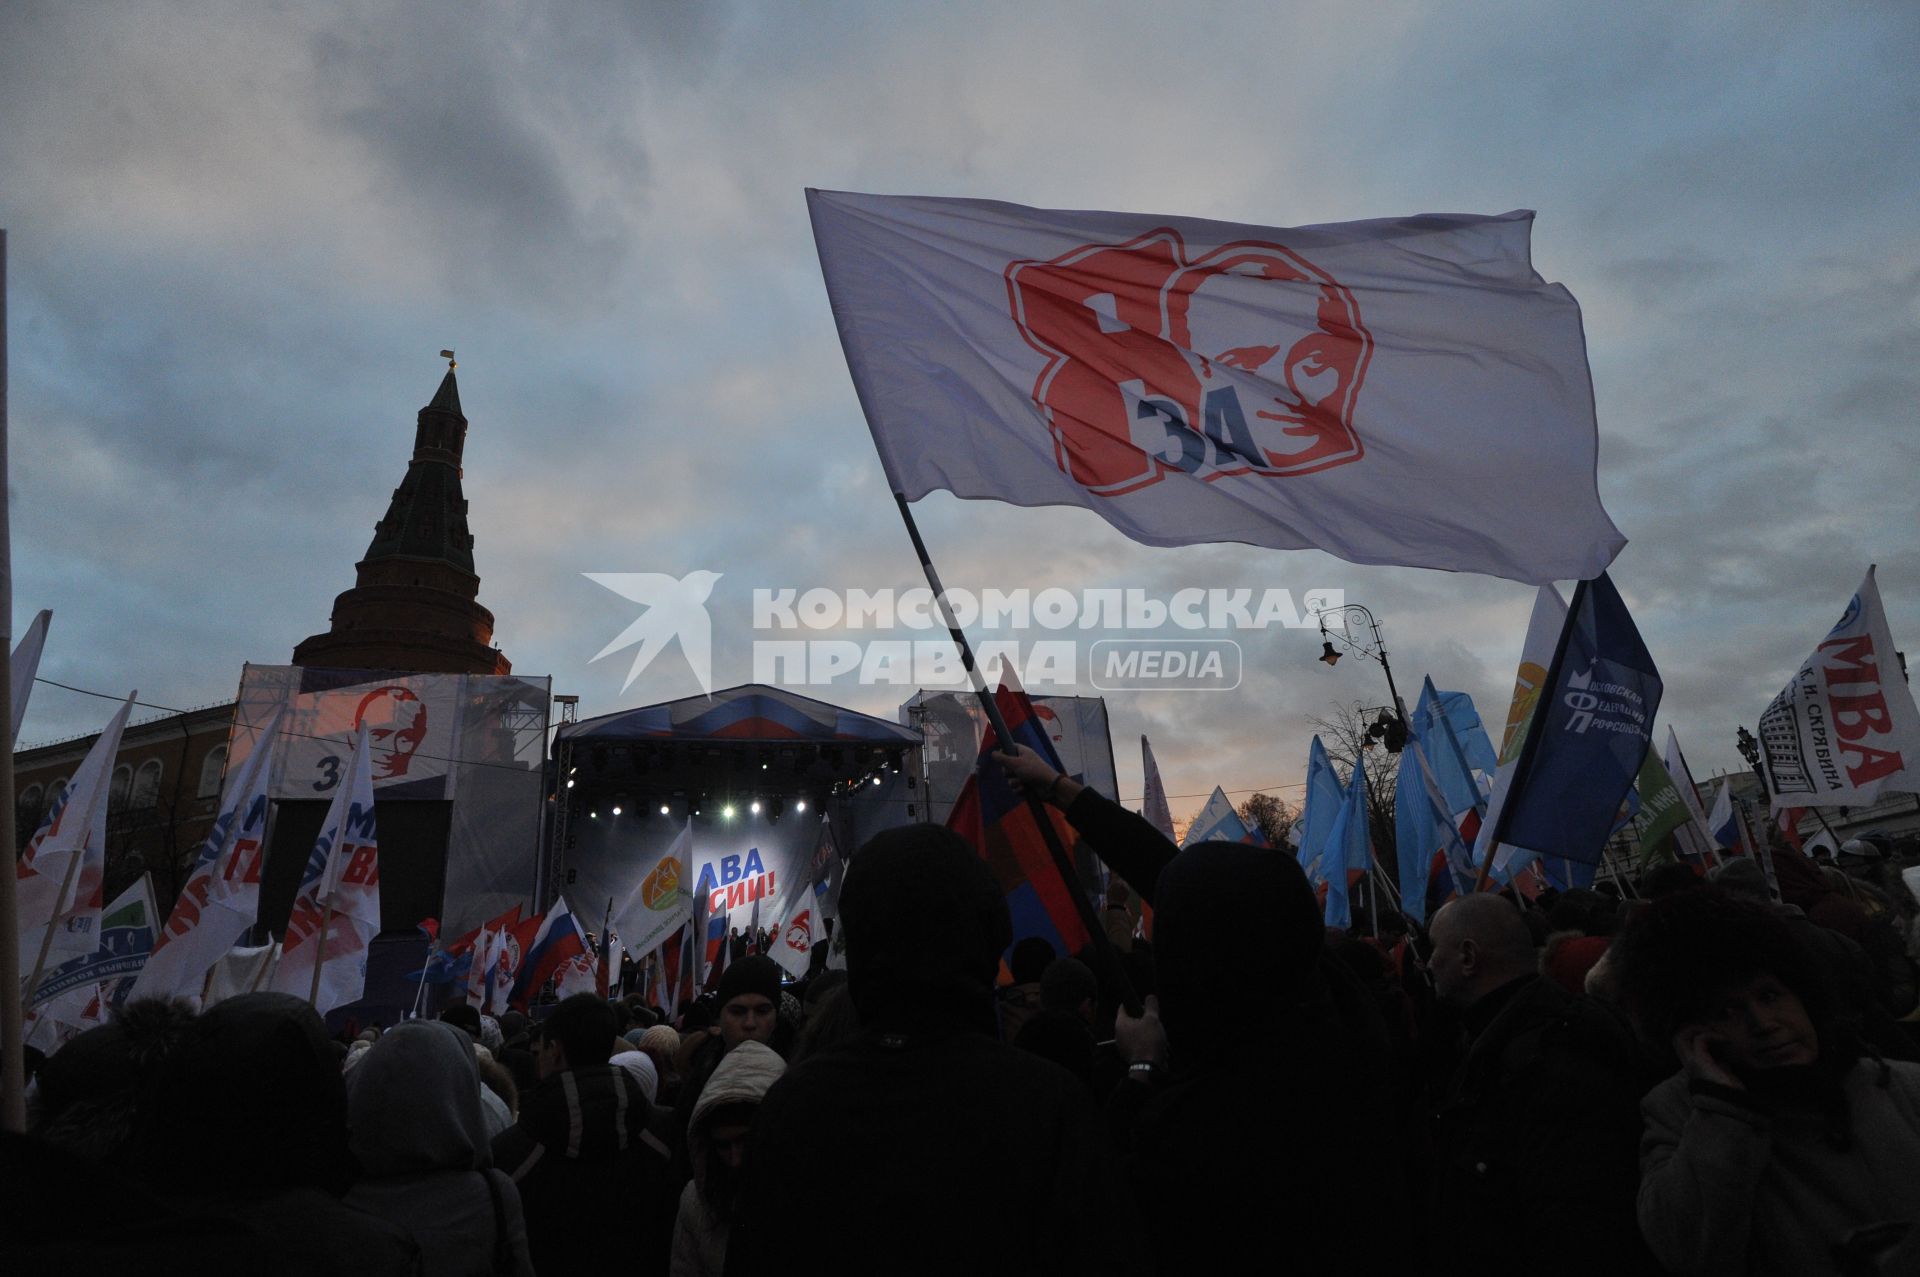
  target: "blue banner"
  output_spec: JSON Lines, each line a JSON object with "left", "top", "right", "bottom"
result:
{"left": 1296, "top": 736, "right": 1346, "bottom": 882}
{"left": 1495, "top": 573, "right": 1662, "bottom": 866}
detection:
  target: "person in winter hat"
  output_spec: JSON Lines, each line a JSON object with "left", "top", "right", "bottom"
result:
{"left": 1614, "top": 886, "right": 1920, "bottom": 1276}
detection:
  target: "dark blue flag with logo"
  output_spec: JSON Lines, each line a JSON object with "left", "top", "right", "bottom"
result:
{"left": 1494, "top": 573, "right": 1662, "bottom": 866}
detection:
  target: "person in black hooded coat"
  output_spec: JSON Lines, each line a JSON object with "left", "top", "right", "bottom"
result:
{"left": 724, "top": 824, "right": 1144, "bottom": 1277}
{"left": 142, "top": 992, "right": 422, "bottom": 1275}
{"left": 995, "top": 744, "right": 1410, "bottom": 1274}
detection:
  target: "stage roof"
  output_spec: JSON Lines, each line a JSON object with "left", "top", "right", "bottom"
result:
{"left": 559, "top": 683, "right": 921, "bottom": 747}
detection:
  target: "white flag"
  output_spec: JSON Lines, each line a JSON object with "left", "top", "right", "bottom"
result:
{"left": 611, "top": 820, "right": 695, "bottom": 964}
{"left": 10, "top": 608, "right": 50, "bottom": 746}
{"left": 132, "top": 709, "right": 284, "bottom": 1005}
{"left": 1662, "top": 726, "right": 1722, "bottom": 867}
{"left": 1706, "top": 780, "right": 1739, "bottom": 851}
{"left": 1140, "top": 736, "right": 1176, "bottom": 843}
{"left": 1758, "top": 567, "right": 1920, "bottom": 810}
{"left": 809, "top": 190, "right": 1623, "bottom": 585}
{"left": 17, "top": 693, "right": 133, "bottom": 972}
{"left": 1473, "top": 587, "right": 1567, "bottom": 880}
{"left": 765, "top": 889, "right": 825, "bottom": 980}
{"left": 270, "top": 724, "right": 381, "bottom": 1012}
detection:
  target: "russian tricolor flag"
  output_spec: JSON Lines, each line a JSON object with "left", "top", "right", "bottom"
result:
{"left": 508, "top": 898, "right": 589, "bottom": 1010}
{"left": 947, "top": 680, "right": 1090, "bottom": 959}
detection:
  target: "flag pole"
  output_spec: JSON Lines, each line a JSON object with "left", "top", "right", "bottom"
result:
{"left": 306, "top": 904, "right": 334, "bottom": 1006}
{"left": 1474, "top": 579, "right": 1591, "bottom": 892}
{"left": 0, "top": 229, "right": 22, "bottom": 1131}
{"left": 890, "top": 493, "right": 1136, "bottom": 1011}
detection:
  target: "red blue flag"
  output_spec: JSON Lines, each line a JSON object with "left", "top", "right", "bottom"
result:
{"left": 508, "top": 899, "right": 588, "bottom": 1010}
{"left": 947, "top": 682, "right": 1091, "bottom": 958}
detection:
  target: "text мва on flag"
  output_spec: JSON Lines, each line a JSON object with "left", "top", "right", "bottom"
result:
{"left": 1758, "top": 566, "right": 1920, "bottom": 811}
{"left": 809, "top": 189, "right": 1624, "bottom": 585}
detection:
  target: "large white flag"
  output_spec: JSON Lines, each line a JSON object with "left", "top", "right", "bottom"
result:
{"left": 764, "top": 885, "right": 826, "bottom": 980}
{"left": 1473, "top": 587, "right": 1566, "bottom": 880}
{"left": 17, "top": 693, "right": 134, "bottom": 973}
{"left": 1758, "top": 567, "right": 1920, "bottom": 810}
{"left": 270, "top": 724, "right": 381, "bottom": 1012}
{"left": 132, "top": 710, "right": 284, "bottom": 1005}
{"left": 1140, "top": 735, "right": 1176, "bottom": 843}
{"left": 809, "top": 190, "right": 1623, "bottom": 585}
{"left": 612, "top": 819, "right": 695, "bottom": 964}
{"left": 1662, "top": 726, "right": 1722, "bottom": 867}
{"left": 10, "top": 608, "right": 50, "bottom": 746}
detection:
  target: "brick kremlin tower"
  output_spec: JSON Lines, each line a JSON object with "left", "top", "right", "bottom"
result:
{"left": 293, "top": 356, "right": 511, "bottom": 675}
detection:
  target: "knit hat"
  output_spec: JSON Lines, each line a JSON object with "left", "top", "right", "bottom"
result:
{"left": 1709, "top": 856, "right": 1771, "bottom": 902}
{"left": 638, "top": 1024, "right": 681, "bottom": 1057}
{"left": 716, "top": 954, "right": 782, "bottom": 1008}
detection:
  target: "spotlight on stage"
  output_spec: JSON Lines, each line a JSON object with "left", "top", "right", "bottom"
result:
{"left": 722, "top": 803, "right": 736, "bottom": 820}
{"left": 659, "top": 804, "right": 670, "bottom": 816}
{"left": 611, "top": 804, "right": 623, "bottom": 816}
{"left": 750, "top": 799, "right": 762, "bottom": 815}
{"left": 795, "top": 799, "right": 807, "bottom": 814}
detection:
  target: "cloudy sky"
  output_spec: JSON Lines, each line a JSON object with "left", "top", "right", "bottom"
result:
{"left": 3, "top": 0, "right": 1915, "bottom": 821}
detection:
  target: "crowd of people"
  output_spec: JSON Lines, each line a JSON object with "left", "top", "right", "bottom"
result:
{"left": 9, "top": 743, "right": 1920, "bottom": 1275}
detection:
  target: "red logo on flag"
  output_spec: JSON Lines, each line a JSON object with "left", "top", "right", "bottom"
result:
{"left": 783, "top": 912, "right": 813, "bottom": 953}
{"left": 1007, "top": 230, "right": 1371, "bottom": 495}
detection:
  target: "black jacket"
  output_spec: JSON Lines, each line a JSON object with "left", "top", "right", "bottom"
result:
{"left": 491, "top": 1064, "right": 673, "bottom": 1272}
{"left": 727, "top": 1027, "right": 1144, "bottom": 1277}
{"left": 1430, "top": 976, "right": 1659, "bottom": 1274}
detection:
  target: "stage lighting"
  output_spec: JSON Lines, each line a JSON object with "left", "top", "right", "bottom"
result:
{"left": 750, "top": 800, "right": 762, "bottom": 815}
{"left": 590, "top": 810, "right": 599, "bottom": 819}
{"left": 565, "top": 778, "right": 575, "bottom": 789}
{"left": 871, "top": 775, "right": 882, "bottom": 786}
{"left": 722, "top": 804, "right": 736, "bottom": 820}
{"left": 795, "top": 799, "right": 807, "bottom": 814}
{"left": 659, "top": 804, "right": 670, "bottom": 816}
{"left": 612, "top": 804, "right": 623, "bottom": 816}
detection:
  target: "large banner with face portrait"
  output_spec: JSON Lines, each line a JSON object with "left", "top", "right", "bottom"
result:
{"left": 226, "top": 665, "right": 551, "bottom": 938}
{"left": 230, "top": 668, "right": 462, "bottom": 800}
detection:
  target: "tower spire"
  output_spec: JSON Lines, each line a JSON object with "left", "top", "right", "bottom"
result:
{"left": 291, "top": 354, "right": 510, "bottom": 675}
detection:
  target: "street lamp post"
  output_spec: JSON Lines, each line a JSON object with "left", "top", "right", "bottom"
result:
{"left": 1315, "top": 603, "right": 1411, "bottom": 748}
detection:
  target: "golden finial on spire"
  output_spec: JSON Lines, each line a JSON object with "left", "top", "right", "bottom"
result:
{"left": 440, "top": 348, "right": 457, "bottom": 370}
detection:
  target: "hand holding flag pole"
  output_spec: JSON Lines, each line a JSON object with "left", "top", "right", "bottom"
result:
{"left": 891, "top": 494, "right": 1139, "bottom": 1016}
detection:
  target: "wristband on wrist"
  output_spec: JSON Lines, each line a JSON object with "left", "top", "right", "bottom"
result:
{"left": 1127, "top": 1060, "right": 1161, "bottom": 1080}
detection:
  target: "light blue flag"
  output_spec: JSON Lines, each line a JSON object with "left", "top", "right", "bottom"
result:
{"left": 1323, "top": 763, "right": 1370, "bottom": 929}
{"left": 1395, "top": 737, "right": 1462, "bottom": 926}
{"left": 1414, "top": 678, "right": 1494, "bottom": 821}
{"left": 1297, "top": 737, "right": 1346, "bottom": 883}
